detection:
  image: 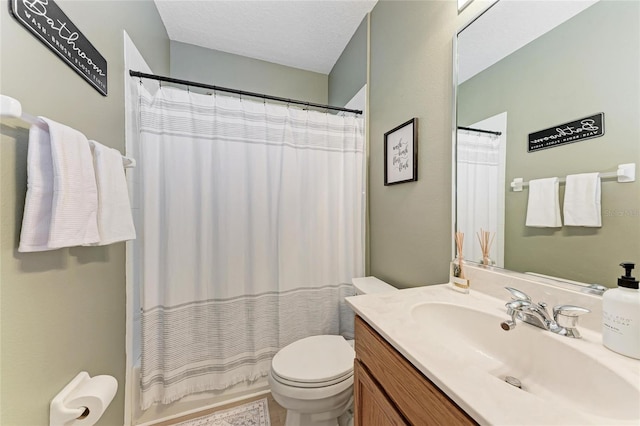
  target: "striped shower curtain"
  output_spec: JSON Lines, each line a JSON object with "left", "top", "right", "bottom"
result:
{"left": 135, "top": 85, "right": 364, "bottom": 409}
{"left": 456, "top": 128, "right": 502, "bottom": 264}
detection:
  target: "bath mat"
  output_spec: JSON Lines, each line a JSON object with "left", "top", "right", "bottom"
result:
{"left": 174, "top": 398, "right": 270, "bottom": 426}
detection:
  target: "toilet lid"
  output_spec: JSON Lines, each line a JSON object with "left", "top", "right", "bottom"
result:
{"left": 272, "top": 335, "right": 355, "bottom": 384}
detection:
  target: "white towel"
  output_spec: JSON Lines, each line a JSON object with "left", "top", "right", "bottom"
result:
{"left": 43, "top": 117, "right": 100, "bottom": 248}
{"left": 525, "top": 177, "right": 562, "bottom": 227}
{"left": 563, "top": 172, "right": 602, "bottom": 227}
{"left": 89, "top": 140, "right": 136, "bottom": 245}
{"left": 19, "top": 121, "right": 55, "bottom": 252}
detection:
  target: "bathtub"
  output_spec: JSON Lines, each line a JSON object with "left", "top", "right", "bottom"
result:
{"left": 130, "top": 358, "right": 270, "bottom": 425}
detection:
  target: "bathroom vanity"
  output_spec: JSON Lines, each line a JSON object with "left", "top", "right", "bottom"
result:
{"left": 354, "top": 315, "right": 474, "bottom": 425}
{"left": 347, "top": 266, "right": 640, "bottom": 425}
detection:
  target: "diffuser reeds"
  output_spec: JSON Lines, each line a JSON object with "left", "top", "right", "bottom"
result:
{"left": 451, "top": 231, "right": 469, "bottom": 293}
{"left": 476, "top": 228, "right": 495, "bottom": 266}
{"left": 454, "top": 231, "right": 465, "bottom": 278}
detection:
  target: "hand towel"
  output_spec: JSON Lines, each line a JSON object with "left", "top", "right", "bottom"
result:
{"left": 19, "top": 121, "right": 55, "bottom": 252}
{"left": 43, "top": 117, "right": 101, "bottom": 248}
{"left": 563, "top": 172, "right": 602, "bottom": 227}
{"left": 525, "top": 177, "right": 562, "bottom": 227}
{"left": 88, "top": 140, "right": 136, "bottom": 245}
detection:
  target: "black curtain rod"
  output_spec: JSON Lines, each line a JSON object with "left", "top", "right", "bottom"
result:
{"left": 130, "top": 70, "right": 363, "bottom": 115}
{"left": 457, "top": 126, "right": 502, "bottom": 136}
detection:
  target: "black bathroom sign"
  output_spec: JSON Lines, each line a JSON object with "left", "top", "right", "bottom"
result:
{"left": 528, "top": 113, "right": 604, "bottom": 152}
{"left": 10, "top": 0, "right": 108, "bottom": 96}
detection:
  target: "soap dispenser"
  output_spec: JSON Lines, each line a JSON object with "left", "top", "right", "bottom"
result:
{"left": 602, "top": 262, "right": 640, "bottom": 359}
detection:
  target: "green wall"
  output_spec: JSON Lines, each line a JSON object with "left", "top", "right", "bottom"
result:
{"left": 458, "top": 1, "right": 640, "bottom": 286}
{"left": 368, "top": 1, "right": 461, "bottom": 287}
{"left": 328, "top": 17, "right": 368, "bottom": 108}
{"left": 170, "top": 41, "right": 328, "bottom": 104}
{"left": 0, "top": 1, "right": 170, "bottom": 424}
{"left": 327, "top": 0, "right": 491, "bottom": 288}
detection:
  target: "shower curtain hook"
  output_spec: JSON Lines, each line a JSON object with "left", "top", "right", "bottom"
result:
{"left": 186, "top": 84, "right": 190, "bottom": 93}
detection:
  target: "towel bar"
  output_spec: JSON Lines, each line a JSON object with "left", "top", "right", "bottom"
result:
{"left": 510, "top": 163, "right": 636, "bottom": 192}
{"left": 1, "top": 94, "right": 136, "bottom": 169}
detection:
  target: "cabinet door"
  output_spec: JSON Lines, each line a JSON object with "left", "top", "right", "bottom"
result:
{"left": 354, "top": 359, "right": 409, "bottom": 426}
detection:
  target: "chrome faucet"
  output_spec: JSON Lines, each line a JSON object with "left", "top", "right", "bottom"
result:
{"left": 500, "top": 287, "right": 590, "bottom": 338}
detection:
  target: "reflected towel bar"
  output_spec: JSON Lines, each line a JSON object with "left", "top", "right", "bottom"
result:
{"left": 510, "top": 163, "right": 636, "bottom": 191}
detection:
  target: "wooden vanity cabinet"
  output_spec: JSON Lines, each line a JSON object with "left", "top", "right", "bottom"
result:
{"left": 354, "top": 315, "right": 477, "bottom": 426}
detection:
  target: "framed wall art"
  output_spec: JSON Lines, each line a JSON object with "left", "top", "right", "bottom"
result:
{"left": 384, "top": 118, "right": 418, "bottom": 185}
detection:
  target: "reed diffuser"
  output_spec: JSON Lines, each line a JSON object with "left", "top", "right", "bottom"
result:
{"left": 451, "top": 232, "right": 470, "bottom": 293}
{"left": 454, "top": 232, "right": 465, "bottom": 278}
{"left": 476, "top": 228, "right": 495, "bottom": 266}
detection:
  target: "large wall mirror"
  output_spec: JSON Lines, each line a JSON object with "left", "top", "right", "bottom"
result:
{"left": 455, "top": 0, "right": 639, "bottom": 289}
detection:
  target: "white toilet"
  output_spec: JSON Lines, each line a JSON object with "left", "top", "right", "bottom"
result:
{"left": 268, "top": 277, "right": 397, "bottom": 426}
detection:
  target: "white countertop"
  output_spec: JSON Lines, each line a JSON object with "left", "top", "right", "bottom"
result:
{"left": 346, "top": 281, "right": 640, "bottom": 425}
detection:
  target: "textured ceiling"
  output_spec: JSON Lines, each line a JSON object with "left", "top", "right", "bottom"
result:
{"left": 154, "top": 0, "right": 377, "bottom": 74}
{"left": 458, "top": 0, "right": 599, "bottom": 84}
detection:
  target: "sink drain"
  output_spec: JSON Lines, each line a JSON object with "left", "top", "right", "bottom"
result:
{"left": 504, "top": 376, "right": 522, "bottom": 389}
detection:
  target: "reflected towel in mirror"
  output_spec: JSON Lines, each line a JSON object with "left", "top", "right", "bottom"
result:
{"left": 563, "top": 173, "right": 602, "bottom": 227}
{"left": 525, "top": 177, "right": 562, "bottom": 228}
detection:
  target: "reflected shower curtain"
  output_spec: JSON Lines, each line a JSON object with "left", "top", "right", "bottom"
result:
{"left": 456, "top": 129, "right": 501, "bottom": 264}
{"left": 136, "top": 85, "right": 364, "bottom": 409}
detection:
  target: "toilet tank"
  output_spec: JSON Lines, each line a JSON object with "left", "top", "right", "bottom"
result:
{"left": 352, "top": 277, "right": 397, "bottom": 295}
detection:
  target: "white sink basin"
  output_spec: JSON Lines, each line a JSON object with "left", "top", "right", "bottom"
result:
{"left": 411, "top": 302, "right": 640, "bottom": 421}
{"left": 346, "top": 271, "right": 640, "bottom": 425}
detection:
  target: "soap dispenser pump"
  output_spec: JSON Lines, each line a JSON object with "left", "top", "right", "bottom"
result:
{"left": 602, "top": 262, "right": 640, "bottom": 359}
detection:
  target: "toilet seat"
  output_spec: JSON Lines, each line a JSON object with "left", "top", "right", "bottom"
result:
{"left": 271, "top": 335, "right": 355, "bottom": 388}
{"left": 271, "top": 368, "right": 353, "bottom": 388}
{"left": 268, "top": 368, "right": 354, "bottom": 401}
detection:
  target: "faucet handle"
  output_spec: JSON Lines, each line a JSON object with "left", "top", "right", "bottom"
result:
{"left": 553, "top": 304, "right": 590, "bottom": 318}
{"left": 553, "top": 305, "right": 591, "bottom": 337}
{"left": 504, "top": 287, "right": 531, "bottom": 302}
{"left": 505, "top": 299, "right": 531, "bottom": 310}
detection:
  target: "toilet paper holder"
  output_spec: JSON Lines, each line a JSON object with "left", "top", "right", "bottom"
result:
{"left": 50, "top": 371, "right": 116, "bottom": 426}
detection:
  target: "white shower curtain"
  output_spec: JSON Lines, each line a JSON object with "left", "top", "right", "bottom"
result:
{"left": 136, "top": 85, "right": 365, "bottom": 409}
{"left": 456, "top": 129, "right": 501, "bottom": 264}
